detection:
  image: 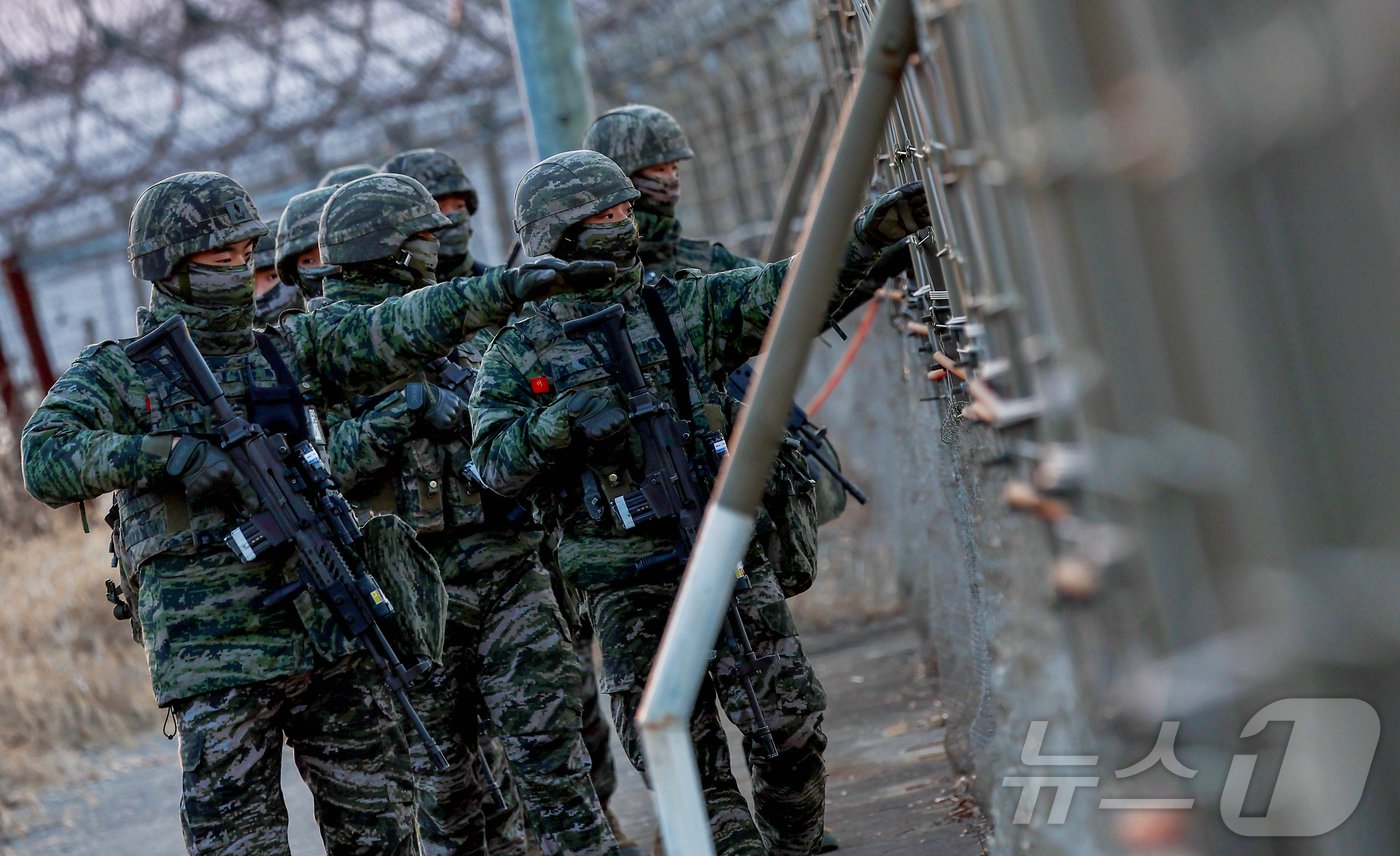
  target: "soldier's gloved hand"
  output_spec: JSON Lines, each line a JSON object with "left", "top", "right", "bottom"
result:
{"left": 567, "top": 388, "right": 629, "bottom": 446}
{"left": 527, "top": 388, "right": 627, "bottom": 452}
{"left": 165, "top": 437, "right": 236, "bottom": 501}
{"left": 855, "top": 181, "right": 932, "bottom": 247}
{"left": 404, "top": 381, "right": 467, "bottom": 432}
{"left": 510, "top": 258, "right": 618, "bottom": 302}
{"left": 869, "top": 237, "right": 915, "bottom": 282}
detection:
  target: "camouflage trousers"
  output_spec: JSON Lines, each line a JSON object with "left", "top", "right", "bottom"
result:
{"left": 546, "top": 554, "right": 619, "bottom": 810}
{"left": 171, "top": 653, "right": 418, "bottom": 856}
{"left": 408, "top": 638, "right": 527, "bottom": 855}
{"left": 574, "top": 619, "right": 619, "bottom": 808}
{"left": 481, "top": 736, "right": 529, "bottom": 853}
{"left": 410, "top": 545, "right": 617, "bottom": 856}
{"left": 590, "top": 568, "right": 828, "bottom": 856}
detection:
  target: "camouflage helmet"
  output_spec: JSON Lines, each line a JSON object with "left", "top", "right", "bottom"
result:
{"left": 582, "top": 104, "right": 695, "bottom": 176}
{"left": 514, "top": 150, "right": 640, "bottom": 256}
{"left": 381, "top": 149, "right": 478, "bottom": 215}
{"left": 252, "top": 220, "right": 278, "bottom": 271}
{"left": 127, "top": 172, "right": 266, "bottom": 281}
{"left": 275, "top": 186, "right": 337, "bottom": 287}
{"left": 316, "top": 163, "right": 378, "bottom": 188}
{"left": 319, "top": 173, "right": 452, "bottom": 265}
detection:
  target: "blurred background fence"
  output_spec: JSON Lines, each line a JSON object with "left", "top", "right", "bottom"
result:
{"left": 3, "top": 0, "right": 1400, "bottom": 852}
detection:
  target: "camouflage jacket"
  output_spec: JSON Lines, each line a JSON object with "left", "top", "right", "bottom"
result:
{"left": 21, "top": 273, "right": 516, "bottom": 705}
{"left": 323, "top": 263, "right": 537, "bottom": 579}
{"left": 469, "top": 245, "right": 870, "bottom": 591}
{"left": 636, "top": 211, "right": 759, "bottom": 281}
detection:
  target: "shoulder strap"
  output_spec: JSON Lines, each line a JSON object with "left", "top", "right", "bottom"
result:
{"left": 640, "top": 284, "right": 696, "bottom": 430}
{"left": 254, "top": 331, "right": 295, "bottom": 387}
{"left": 251, "top": 331, "right": 311, "bottom": 444}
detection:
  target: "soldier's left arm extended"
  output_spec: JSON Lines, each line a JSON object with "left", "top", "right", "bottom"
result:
{"left": 281, "top": 268, "right": 516, "bottom": 403}
{"left": 697, "top": 187, "right": 928, "bottom": 372}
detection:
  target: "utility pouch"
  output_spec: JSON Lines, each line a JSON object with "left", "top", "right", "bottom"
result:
{"left": 357, "top": 515, "right": 447, "bottom": 667}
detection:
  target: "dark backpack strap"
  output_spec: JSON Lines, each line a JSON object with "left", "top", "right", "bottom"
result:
{"left": 640, "top": 284, "right": 695, "bottom": 430}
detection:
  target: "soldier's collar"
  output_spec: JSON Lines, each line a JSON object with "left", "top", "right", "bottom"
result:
{"left": 636, "top": 210, "right": 681, "bottom": 264}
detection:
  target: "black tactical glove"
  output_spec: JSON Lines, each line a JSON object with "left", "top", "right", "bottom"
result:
{"left": 869, "top": 237, "right": 914, "bottom": 282}
{"left": 510, "top": 258, "right": 618, "bottom": 302}
{"left": 855, "top": 181, "right": 932, "bottom": 247}
{"left": 528, "top": 388, "right": 628, "bottom": 452}
{"left": 566, "top": 388, "right": 629, "bottom": 445}
{"left": 165, "top": 437, "right": 236, "bottom": 501}
{"left": 404, "top": 381, "right": 467, "bottom": 432}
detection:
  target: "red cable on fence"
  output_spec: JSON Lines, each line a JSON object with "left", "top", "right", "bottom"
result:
{"left": 805, "top": 298, "right": 880, "bottom": 417}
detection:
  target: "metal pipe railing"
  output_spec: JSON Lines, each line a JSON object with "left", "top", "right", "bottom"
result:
{"left": 634, "top": 1, "right": 918, "bottom": 852}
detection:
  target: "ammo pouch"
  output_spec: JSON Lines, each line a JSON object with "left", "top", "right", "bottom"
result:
{"left": 762, "top": 443, "right": 819, "bottom": 598}
{"left": 356, "top": 515, "right": 447, "bottom": 668}
{"left": 805, "top": 431, "right": 849, "bottom": 526}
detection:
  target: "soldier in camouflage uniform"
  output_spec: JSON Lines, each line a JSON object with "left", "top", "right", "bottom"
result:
{"left": 583, "top": 105, "right": 837, "bottom": 639}
{"left": 276, "top": 186, "right": 340, "bottom": 300}
{"left": 318, "top": 171, "right": 619, "bottom": 856}
{"left": 318, "top": 162, "right": 379, "bottom": 188}
{"left": 383, "top": 148, "right": 635, "bottom": 852}
{"left": 20, "top": 171, "right": 590, "bottom": 856}
{"left": 469, "top": 151, "right": 931, "bottom": 856}
{"left": 253, "top": 220, "right": 304, "bottom": 327}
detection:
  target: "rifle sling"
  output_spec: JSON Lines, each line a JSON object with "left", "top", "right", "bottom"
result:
{"left": 640, "top": 285, "right": 698, "bottom": 450}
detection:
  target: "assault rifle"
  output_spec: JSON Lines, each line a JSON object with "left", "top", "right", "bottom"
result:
{"left": 125, "top": 315, "right": 448, "bottom": 770}
{"left": 562, "top": 302, "right": 778, "bottom": 759}
{"left": 725, "top": 363, "right": 868, "bottom": 505}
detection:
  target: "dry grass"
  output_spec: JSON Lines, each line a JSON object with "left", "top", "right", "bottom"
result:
{"left": 0, "top": 499, "right": 158, "bottom": 841}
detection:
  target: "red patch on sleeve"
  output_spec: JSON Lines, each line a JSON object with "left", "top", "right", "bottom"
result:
{"left": 145, "top": 395, "right": 152, "bottom": 413}
{"left": 529, "top": 376, "right": 551, "bottom": 394}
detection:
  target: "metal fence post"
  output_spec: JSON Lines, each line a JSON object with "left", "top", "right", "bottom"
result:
{"left": 635, "top": 1, "right": 918, "bottom": 852}
{"left": 504, "top": 0, "right": 597, "bottom": 159}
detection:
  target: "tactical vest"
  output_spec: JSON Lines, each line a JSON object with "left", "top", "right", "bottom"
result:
{"left": 517, "top": 277, "right": 729, "bottom": 535}
{"left": 112, "top": 331, "right": 322, "bottom": 572}
{"left": 341, "top": 334, "right": 515, "bottom": 535}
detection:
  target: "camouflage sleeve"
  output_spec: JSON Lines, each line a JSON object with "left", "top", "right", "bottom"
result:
{"left": 20, "top": 344, "right": 170, "bottom": 507}
{"left": 693, "top": 226, "right": 880, "bottom": 373}
{"left": 711, "top": 242, "right": 761, "bottom": 271}
{"left": 284, "top": 267, "right": 517, "bottom": 402}
{"left": 468, "top": 329, "right": 553, "bottom": 497}
{"left": 324, "top": 395, "right": 414, "bottom": 493}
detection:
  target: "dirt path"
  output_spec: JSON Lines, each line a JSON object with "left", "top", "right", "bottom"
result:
{"left": 9, "top": 620, "right": 983, "bottom": 855}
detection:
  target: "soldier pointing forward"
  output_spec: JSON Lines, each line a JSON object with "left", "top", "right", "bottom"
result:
{"left": 20, "top": 171, "right": 594, "bottom": 856}
{"left": 469, "top": 151, "right": 931, "bottom": 856}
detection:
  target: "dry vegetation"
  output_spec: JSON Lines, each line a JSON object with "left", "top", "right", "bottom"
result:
{"left": 0, "top": 418, "right": 895, "bottom": 843}
{"left": 0, "top": 467, "right": 158, "bottom": 841}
